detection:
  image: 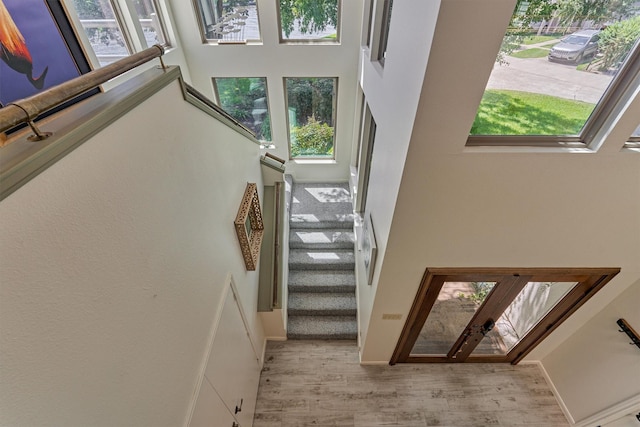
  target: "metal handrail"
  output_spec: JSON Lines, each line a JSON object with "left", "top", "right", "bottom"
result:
{"left": 0, "top": 44, "right": 165, "bottom": 138}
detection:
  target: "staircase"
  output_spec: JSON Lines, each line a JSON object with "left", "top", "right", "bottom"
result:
{"left": 287, "top": 182, "right": 357, "bottom": 340}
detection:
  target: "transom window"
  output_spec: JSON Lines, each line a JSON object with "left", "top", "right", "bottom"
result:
{"left": 284, "top": 77, "right": 337, "bottom": 159}
{"left": 468, "top": 2, "right": 640, "bottom": 147}
{"left": 278, "top": 0, "right": 340, "bottom": 42}
{"left": 212, "top": 77, "right": 272, "bottom": 143}
{"left": 193, "top": 0, "right": 261, "bottom": 43}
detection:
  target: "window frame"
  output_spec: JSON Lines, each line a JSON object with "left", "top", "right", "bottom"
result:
{"left": 283, "top": 77, "right": 339, "bottom": 160}
{"left": 467, "top": 28, "right": 640, "bottom": 150}
{"left": 191, "top": 0, "right": 262, "bottom": 44}
{"left": 212, "top": 77, "right": 273, "bottom": 145}
{"left": 277, "top": 0, "right": 341, "bottom": 44}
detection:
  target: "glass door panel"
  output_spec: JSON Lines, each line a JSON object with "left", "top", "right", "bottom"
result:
{"left": 472, "top": 281, "right": 578, "bottom": 355}
{"left": 410, "top": 281, "right": 496, "bottom": 355}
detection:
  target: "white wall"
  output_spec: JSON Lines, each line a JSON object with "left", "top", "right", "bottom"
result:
{"left": 169, "top": 0, "right": 363, "bottom": 182}
{"left": 357, "top": 0, "right": 640, "bottom": 420}
{"left": 543, "top": 278, "right": 640, "bottom": 423}
{"left": 356, "top": 0, "right": 442, "bottom": 356}
{"left": 0, "top": 80, "right": 265, "bottom": 426}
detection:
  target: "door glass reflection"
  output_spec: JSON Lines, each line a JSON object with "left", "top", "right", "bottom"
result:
{"left": 472, "top": 282, "right": 578, "bottom": 355}
{"left": 410, "top": 282, "right": 496, "bottom": 355}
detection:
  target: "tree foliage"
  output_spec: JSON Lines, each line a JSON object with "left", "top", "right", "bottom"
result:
{"left": 597, "top": 16, "right": 640, "bottom": 70}
{"left": 279, "top": 0, "right": 338, "bottom": 37}
{"left": 216, "top": 78, "right": 271, "bottom": 141}
{"left": 498, "top": 0, "right": 557, "bottom": 64}
{"left": 286, "top": 78, "right": 335, "bottom": 127}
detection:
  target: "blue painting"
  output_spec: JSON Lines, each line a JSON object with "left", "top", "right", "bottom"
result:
{"left": 0, "top": 0, "right": 81, "bottom": 106}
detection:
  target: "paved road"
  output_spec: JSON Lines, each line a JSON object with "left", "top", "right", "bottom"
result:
{"left": 486, "top": 54, "right": 614, "bottom": 104}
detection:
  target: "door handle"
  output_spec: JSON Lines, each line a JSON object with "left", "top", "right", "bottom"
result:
{"left": 481, "top": 319, "right": 495, "bottom": 336}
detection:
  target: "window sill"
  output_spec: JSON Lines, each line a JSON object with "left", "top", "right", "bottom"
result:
{"left": 291, "top": 159, "right": 337, "bottom": 165}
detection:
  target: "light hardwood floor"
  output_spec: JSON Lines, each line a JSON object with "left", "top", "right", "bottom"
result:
{"left": 253, "top": 340, "right": 569, "bottom": 427}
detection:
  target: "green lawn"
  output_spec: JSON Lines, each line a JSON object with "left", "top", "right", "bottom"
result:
{"left": 511, "top": 47, "right": 550, "bottom": 59}
{"left": 470, "top": 90, "right": 595, "bottom": 135}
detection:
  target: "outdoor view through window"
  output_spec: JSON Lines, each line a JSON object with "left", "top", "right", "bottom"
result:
{"left": 213, "top": 78, "right": 272, "bottom": 143}
{"left": 285, "top": 77, "right": 337, "bottom": 158}
{"left": 470, "top": 0, "right": 640, "bottom": 138}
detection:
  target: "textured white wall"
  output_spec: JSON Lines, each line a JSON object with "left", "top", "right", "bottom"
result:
{"left": 169, "top": 0, "right": 363, "bottom": 182}
{"left": 0, "top": 81, "right": 265, "bottom": 426}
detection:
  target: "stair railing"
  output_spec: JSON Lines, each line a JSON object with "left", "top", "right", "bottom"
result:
{"left": 0, "top": 45, "right": 166, "bottom": 142}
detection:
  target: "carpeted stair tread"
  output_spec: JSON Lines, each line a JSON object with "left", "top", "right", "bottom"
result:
{"left": 289, "top": 229, "right": 355, "bottom": 249}
{"left": 288, "top": 271, "right": 355, "bottom": 293}
{"left": 287, "top": 316, "right": 357, "bottom": 340}
{"left": 288, "top": 293, "right": 357, "bottom": 316}
{"left": 290, "top": 182, "right": 354, "bottom": 229}
{"left": 289, "top": 249, "right": 355, "bottom": 270}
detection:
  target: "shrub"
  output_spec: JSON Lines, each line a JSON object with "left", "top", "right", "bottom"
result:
{"left": 291, "top": 116, "right": 334, "bottom": 157}
{"left": 598, "top": 16, "right": 640, "bottom": 71}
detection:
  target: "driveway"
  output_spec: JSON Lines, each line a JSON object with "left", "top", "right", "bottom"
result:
{"left": 486, "top": 55, "right": 614, "bottom": 104}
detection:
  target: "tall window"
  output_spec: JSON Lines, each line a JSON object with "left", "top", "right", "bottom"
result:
{"left": 356, "top": 104, "right": 376, "bottom": 213}
{"left": 194, "top": 0, "right": 261, "bottom": 43}
{"left": 70, "top": 0, "right": 130, "bottom": 65}
{"left": 69, "top": 0, "right": 169, "bottom": 66}
{"left": 131, "top": 0, "right": 167, "bottom": 46}
{"left": 377, "top": 0, "right": 393, "bottom": 62}
{"left": 213, "top": 77, "right": 272, "bottom": 143}
{"left": 278, "top": 0, "right": 340, "bottom": 42}
{"left": 468, "top": 1, "right": 640, "bottom": 147}
{"left": 285, "top": 77, "right": 337, "bottom": 159}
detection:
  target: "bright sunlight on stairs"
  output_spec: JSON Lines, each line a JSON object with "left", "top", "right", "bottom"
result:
{"left": 287, "top": 182, "right": 357, "bottom": 340}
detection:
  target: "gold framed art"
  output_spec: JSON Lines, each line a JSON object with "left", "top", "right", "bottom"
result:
{"left": 234, "top": 183, "right": 264, "bottom": 270}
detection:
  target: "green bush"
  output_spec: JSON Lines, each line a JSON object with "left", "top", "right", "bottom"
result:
{"left": 598, "top": 16, "right": 640, "bottom": 71}
{"left": 291, "top": 116, "right": 334, "bottom": 157}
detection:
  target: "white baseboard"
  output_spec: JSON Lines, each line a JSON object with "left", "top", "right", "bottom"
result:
{"left": 574, "top": 393, "right": 640, "bottom": 427}
{"left": 522, "top": 360, "right": 575, "bottom": 425}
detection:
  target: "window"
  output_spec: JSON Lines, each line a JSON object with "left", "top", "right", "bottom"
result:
{"left": 193, "top": 0, "right": 261, "bottom": 43}
{"left": 468, "top": 3, "right": 640, "bottom": 147}
{"left": 377, "top": 0, "right": 393, "bottom": 62}
{"left": 363, "top": 0, "right": 374, "bottom": 47}
{"left": 70, "top": 0, "right": 130, "bottom": 65}
{"left": 355, "top": 104, "right": 376, "bottom": 213}
{"left": 131, "top": 0, "right": 167, "bottom": 47}
{"left": 69, "top": 0, "right": 169, "bottom": 66}
{"left": 278, "top": 0, "right": 340, "bottom": 42}
{"left": 213, "top": 77, "right": 272, "bottom": 143}
{"left": 284, "top": 77, "right": 337, "bottom": 159}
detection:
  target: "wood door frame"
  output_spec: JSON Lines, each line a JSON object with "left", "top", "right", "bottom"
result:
{"left": 390, "top": 267, "right": 620, "bottom": 365}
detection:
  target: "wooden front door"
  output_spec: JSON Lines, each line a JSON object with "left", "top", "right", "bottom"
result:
{"left": 390, "top": 268, "right": 619, "bottom": 364}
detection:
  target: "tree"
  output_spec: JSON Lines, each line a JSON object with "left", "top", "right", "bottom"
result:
{"left": 279, "top": 0, "right": 338, "bottom": 38}
{"left": 554, "top": 0, "right": 638, "bottom": 32}
{"left": 497, "top": 0, "right": 557, "bottom": 64}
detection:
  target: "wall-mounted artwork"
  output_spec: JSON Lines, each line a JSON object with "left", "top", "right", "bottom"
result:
{"left": 362, "top": 214, "right": 377, "bottom": 286}
{"left": 0, "top": 0, "right": 93, "bottom": 106}
{"left": 235, "top": 183, "right": 264, "bottom": 271}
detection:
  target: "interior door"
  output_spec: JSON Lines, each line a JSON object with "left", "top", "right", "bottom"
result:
{"left": 391, "top": 268, "right": 619, "bottom": 364}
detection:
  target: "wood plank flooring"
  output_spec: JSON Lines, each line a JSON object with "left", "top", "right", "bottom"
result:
{"left": 253, "top": 341, "right": 568, "bottom": 427}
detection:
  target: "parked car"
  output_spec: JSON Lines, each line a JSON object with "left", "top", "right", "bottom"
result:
{"left": 548, "top": 30, "right": 600, "bottom": 63}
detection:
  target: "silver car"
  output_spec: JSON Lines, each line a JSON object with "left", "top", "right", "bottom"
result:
{"left": 548, "top": 30, "right": 600, "bottom": 63}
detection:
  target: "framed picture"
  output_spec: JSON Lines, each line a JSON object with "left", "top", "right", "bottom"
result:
{"left": 362, "top": 214, "right": 377, "bottom": 286}
{"left": 234, "top": 183, "right": 264, "bottom": 271}
{"left": 0, "top": 0, "right": 96, "bottom": 112}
